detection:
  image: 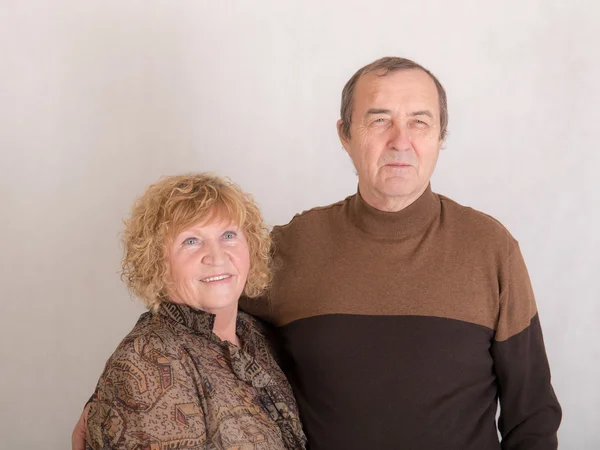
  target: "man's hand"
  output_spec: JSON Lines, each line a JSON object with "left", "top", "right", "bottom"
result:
{"left": 71, "top": 403, "right": 91, "bottom": 450}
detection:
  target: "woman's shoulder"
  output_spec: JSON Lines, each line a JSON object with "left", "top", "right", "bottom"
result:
{"left": 87, "top": 313, "right": 209, "bottom": 449}
{"left": 238, "top": 310, "right": 283, "bottom": 361}
{"left": 106, "top": 311, "right": 194, "bottom": 366}
{"left": 238, "top": 310, "right": 271, "bottom": 339}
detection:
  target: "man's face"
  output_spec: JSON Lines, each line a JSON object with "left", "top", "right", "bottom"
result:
{"left": 338, "top": 69, "right": 444, "bottom": 211}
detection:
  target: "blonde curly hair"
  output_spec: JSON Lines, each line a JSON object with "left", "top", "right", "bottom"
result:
{"left": 121, "top": 173, "right": 272, "bottom": 312}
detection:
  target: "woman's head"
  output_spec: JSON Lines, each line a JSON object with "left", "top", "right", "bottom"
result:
{"left": 121, "top": 174, "right": 272, "bottom": 312}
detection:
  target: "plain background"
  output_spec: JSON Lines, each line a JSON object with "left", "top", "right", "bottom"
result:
{"left": 1, "top": 1, "right": 598, "bottom": 448}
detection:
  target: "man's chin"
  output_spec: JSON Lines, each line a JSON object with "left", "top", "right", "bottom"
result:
{"left": 378, "top": 178, "right": 418, "bottom": 197}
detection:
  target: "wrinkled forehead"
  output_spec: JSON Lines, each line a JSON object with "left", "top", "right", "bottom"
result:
{"left": 353, "top": 68, "right": 440, "bottom": 116}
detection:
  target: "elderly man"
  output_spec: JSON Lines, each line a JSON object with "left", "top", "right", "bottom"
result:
{"left": 74, "top": 57, "right": 561, "bottom": 449}
{"left": 242, "top": 57, "right": 561, "bottom": 449}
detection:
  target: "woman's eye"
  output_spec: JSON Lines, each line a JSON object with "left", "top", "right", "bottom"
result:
{"left": 183, "top": 238, "right": 198, "bottom": 245}
{"left": 222, "top": 231, "right": 237, "bottom": 240}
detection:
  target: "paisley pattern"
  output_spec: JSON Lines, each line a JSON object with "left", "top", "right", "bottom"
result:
{"left": 86, "top": 303, "right": 306, "bottom": 449}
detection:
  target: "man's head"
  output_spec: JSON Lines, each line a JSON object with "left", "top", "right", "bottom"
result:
{"left": 337, "top": 57, "right": 448, "bottom": 211}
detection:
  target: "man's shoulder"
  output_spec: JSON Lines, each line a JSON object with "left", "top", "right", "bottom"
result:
{"left": 437, "top": 193, "right": 516, "bottom": 244}
{"left": 272, "top": 195, "right": 352, "bottom": 237}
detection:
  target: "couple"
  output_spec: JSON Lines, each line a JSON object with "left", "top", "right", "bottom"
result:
{"left": 73, "top": 57, "right": 561, "bottom": 450}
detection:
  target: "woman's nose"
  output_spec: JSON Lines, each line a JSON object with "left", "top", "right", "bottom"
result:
{"left": 202, "top": 242, "right": 226, "bottom": 266}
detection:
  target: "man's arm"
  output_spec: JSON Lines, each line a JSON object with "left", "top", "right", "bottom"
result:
{"left": 491, "top": 239, "right": 561, "bottom": 450}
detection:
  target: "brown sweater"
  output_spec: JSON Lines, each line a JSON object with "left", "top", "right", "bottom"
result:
{"left": 242, "top": 185, "right": 561, "bottom": 450}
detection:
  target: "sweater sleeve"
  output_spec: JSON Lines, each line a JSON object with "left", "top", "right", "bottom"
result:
{"left": 238, "top": 229, "right": 277, "bottom": 323}
{"left": 490, "top": 239, "right": 561, "bottom": 450}
{"left": 86, "top": 334, "right": 207, "bottom": 449}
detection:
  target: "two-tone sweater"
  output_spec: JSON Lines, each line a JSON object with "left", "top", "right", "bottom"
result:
{"left": 242, "top": 184, "right": 561, "bottom": 450}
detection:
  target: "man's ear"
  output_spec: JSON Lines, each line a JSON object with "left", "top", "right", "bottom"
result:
{"left": 437, "top": 136, "right": 445, "bottom": 152}
{"left": 337, "top": 119, "right": 350, "bottom": 154}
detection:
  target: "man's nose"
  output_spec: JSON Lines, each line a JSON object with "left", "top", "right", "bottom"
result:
{"left": 388, "top": 123, "right": 412, "bottom": 151}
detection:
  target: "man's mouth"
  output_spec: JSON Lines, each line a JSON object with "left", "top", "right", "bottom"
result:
{"left": 200, "top": 274, "right": 232, "bottom": 283}
{"left": 385, "top": 162, "right": 412, "bottom": 167}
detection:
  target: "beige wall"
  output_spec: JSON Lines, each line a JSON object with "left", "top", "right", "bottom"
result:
{"left": 1, "top": 1, "right": 598, "bottom": 448}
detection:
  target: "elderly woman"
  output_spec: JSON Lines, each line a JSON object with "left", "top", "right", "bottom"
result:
{"left": 84, "top": 174, "right": 305, "bottom": 449}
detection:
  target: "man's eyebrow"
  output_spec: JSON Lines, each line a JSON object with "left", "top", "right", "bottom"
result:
{"left": 365, "top": 108, "right": 392, "bottom": 116}
{"left": 365, "top": 109, "right": 434, "bottom": 118}
{"left": 409, "top": 110, "right": 434, "bottom": 118}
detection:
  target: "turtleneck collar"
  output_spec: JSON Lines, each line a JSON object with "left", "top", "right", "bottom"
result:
{"left": 348, "top": 183, "right": 440, "bottom": 238}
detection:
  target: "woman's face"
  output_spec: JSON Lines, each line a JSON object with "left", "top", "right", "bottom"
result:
{"left": 166, "top": 218, "right": 250, "bottom": 314}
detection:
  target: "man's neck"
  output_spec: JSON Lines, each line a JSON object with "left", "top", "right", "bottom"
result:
{"left": 359, "top": 184, "right": 429, "bottom": 212}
